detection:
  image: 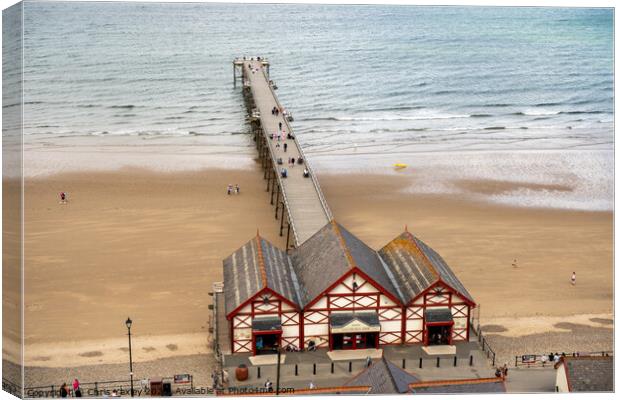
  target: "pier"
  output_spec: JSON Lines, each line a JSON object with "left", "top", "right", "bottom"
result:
{"left": 233, "top": 58, "right": 332, "bottom": 247}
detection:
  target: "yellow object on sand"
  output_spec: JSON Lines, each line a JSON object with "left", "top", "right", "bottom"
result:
{"left": 393, "top": 163, "right": 407, "bottom": 169}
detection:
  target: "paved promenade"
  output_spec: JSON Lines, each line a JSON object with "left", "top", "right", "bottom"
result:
{"left": 243, "top": 60, "right": 331, "bottom": 245}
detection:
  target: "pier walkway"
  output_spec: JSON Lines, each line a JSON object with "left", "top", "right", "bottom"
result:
{"left": 233, "top": 58, "right": 332, "bottom": 247}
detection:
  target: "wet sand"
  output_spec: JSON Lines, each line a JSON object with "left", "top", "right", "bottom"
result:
{"left": 17, "top": 164, "right": 612, "bottom": 377}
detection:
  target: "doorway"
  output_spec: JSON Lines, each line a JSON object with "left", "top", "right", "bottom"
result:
{"left": 426, "top": 324, "right": 452, "bottom": 346}
{"left": 331, "top": 332, "right": 378, "bottom": 350}
{"left": 254, "top": 333, "right": 280, "bottom": 355}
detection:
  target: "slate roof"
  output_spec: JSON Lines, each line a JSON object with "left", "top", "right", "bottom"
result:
{"left": 409, "top": 377, "right": 506, "bottom": 394}
{"left": 223, "top": 235, "right": 301, "bottom": 316}
{"left": 379, "top": 231, "right": 475, "bottom": 304}
{"left": 330, "top": 312, "right": 380, "bottom": 328}
{"left": 223, "top": 223, "right": 475, "bottom": 318}
{"left": 562, "top": 356, "right": 613, "bottom": 392}
{"left": 291, "top": 221, "right": 403, "bottom": 306}
{"left": 345, "top": 357, "right": 420, "bottom": 394}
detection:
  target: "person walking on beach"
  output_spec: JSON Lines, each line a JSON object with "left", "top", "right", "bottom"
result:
{"left": 59, "top": 192, "right": 67, "bottom": 204}
{"left": 511, "top": 259, "right": 517, "bottom": 268}
{"left": 571, "top": 272, "right": 576, "bottom": 285}
{"left": 227, "top": 184, "right": 233, "bottom": 195}
{"left": 235, "top": 184, "right": 240, "bottom": 195}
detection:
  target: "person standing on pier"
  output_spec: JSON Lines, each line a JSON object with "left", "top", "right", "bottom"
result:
{"left": 283, "top": 143, "right": 288, "bottom": 152}
{"left": 278, "top": 122, "right": 282, "bottom": 131}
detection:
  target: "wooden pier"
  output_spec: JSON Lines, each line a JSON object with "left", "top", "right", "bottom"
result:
{"left": 233, "top": 58, "right": 332, "bottom": 248}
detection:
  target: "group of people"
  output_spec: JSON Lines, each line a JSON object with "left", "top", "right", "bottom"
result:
{"left": 59, "top": 379, "right": 82, "bottom": 398}
{"left": 494, "top": 364, "right": 509, "bottom": 380}
{"left": 227, "top": 184, "right": 240, "bottom": 195}
{"left": 210, "top": 369, "right": 229, "bottom": 390}
{"left": 541, "top": 352, "right": 567, "bottom": 366}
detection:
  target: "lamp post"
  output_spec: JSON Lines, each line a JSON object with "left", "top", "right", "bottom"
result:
{"left": 126, "top": 317, "right": 134, "bottom": 397}
{"left": 275, "top": 346, "right": 281, "bottom": 396}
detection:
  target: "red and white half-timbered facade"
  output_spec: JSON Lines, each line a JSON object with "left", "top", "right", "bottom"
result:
{"left": 222, "top": 223, "right": 476, "bottom": 354}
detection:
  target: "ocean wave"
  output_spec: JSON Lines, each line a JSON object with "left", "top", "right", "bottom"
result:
{"left": 303, "top": 113, "right": 471, "bottom": 122}
{"left": 108, "top": 104, "right": 136, "bottom": 109}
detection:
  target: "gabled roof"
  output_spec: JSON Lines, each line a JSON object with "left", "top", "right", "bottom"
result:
{"left": 409, "top": 377, "right": 506, "bottom": 394}
{"left": 379, "top": 231, "right": 475, "bottom": 304}
{"left": 291, "top": 221, "right": 403, "bottom": 307}
{"left": 223, "top": 234, "right": 301, "bottom": 316}
{"left": 560, "top": 356, "right": 613, "bottom": 392}
{"left": 345, "top": 357, "right": 420, "bottom": 394}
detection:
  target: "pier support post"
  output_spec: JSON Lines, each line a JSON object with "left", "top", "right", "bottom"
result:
{"left": 279, "top": 202, "right": 285, "bottom": 236}
{"left": 270, "top": 175, "right": 276, "bottom": 204}
{"left": 285, "top": 222, "right": 291, "bottom": 251}
{"left": 275, "top": 185, "right": 280, "bottom": 219}
{"left": 233, "top": 64, "right": 236, "bottom": 88}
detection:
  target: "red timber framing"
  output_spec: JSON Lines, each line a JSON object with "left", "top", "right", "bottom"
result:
{"left": 302, "top": 267, "right": 404, "bottom": 350}
{"left": 406, "top": 279, "right": 475, "bottom": 345}
{"left": 227, "top": 287, "right": 301, "bottom": 354}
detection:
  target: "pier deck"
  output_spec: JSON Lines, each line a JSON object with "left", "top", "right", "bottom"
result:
{"left": 236, "top": 59, "right": 332, "bottom": 246}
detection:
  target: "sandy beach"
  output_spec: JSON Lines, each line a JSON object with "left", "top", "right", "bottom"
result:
{"left": 17, "top": 161, "right": 612, "bottom": 381}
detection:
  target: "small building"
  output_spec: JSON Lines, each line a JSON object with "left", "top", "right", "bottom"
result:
{"left": 408, "top": 377, "right": 506, "bottom": 394}
{"left": 221, "top": 221, "right": 476, "bottom": 355}
{"left": 555, "top": 356, "right": 613, "bottom": 392}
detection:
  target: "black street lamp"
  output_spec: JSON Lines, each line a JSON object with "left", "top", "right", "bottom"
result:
{"left": 126, "top": 317, "right": 134, "bottom": 397}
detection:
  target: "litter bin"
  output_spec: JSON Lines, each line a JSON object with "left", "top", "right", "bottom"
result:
{"left": 150, "top": 378, "right": 163, "bottom": 397}
{"left": 162, "top": 382, "right": 172, "bottom": 397}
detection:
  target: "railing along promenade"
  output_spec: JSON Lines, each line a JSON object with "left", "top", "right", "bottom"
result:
{"left": 234, "top": 57, "right": 332, "bottom": 247}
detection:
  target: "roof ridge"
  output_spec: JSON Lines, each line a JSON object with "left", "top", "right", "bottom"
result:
{"left": 332, "top": 220, "right": 356, "bottom": 268}
{"left": 255, "top": 235, "right": 268, "bottom": 288}
{"left": 404, "top": 231, "right": 440, "bottom": 279}
{"left": 409, "top": 377, "right": 504, "bottom": 388}
{"left": 381, "top": 357, "right": 400, "bottom": 393}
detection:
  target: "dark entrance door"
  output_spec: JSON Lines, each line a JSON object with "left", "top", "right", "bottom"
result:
{"left": 331, "top": 333, "right": 378, "bottom": 350}
{"left": 254, "top": 333, "right": 280, "bottom": 355}
{"left": 426, "top": 324, "right": 452, "bottom": 345}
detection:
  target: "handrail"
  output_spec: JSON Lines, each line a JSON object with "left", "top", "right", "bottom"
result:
{"left": 245, "top": 65, "right": 301, "bottom": 246}
{"left": 259, "top": 66, "right": 334, "bottom": 222}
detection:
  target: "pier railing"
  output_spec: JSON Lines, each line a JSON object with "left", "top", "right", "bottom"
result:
{"left": 259, "top": 67, "right": 334, "bottom": 223}
{"left": 514, "top": 351, "right": 613, "bottom": 368}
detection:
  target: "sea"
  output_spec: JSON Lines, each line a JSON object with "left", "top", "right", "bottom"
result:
{"left": 10, "top": 2, "right": 615, "bottom": 210}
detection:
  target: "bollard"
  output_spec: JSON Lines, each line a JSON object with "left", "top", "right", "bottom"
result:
{"left": 349, "top": 361, "right": 352, "bottom": 372}
{"left": 257, "top": 366, "right": 261, "bottom": 379}
{"left": 437, "top": 357, "right": 440, "bottom": 368}
{"left": 402, "top": 359, "right": 406, "bottom": 369}
{"left": 419, "top": 358, "right": 423, "bottom": 369}
{"left": 515, "top": 356, "right": 518, "bottom": 367}
{"left": 454, "top": 356, "right": 457, "bottom": 367}
{"left": 295, "top": 364, "right": 298, "bottom": 376}
{"left": 313, "top": 363, "right": 316, "bottom": 375}
{"left": 331, "top": 363, "right": 334, "bottom": 374}
{"left": 469, "top": 355, "right": 473, "bottom": 366}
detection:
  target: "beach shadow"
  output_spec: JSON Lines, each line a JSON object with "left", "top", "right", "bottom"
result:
{"left": 142, "top": 347, "right": 156, "bottom": 352}
{"left": 590, "top": 318, "right": 613, "bottom": 325}
{"left": 481, "top": 324, "right": 507, "bottom": 333}
{"left": 166, "top": 344, "right": 178, "bottom": 351}
{"left": 79, "top": 351, "right": 103, "bottom": 358}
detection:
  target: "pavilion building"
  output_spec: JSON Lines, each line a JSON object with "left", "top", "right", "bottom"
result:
{"left": 222, "top": 221, "right": 476, "bottom": 355}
